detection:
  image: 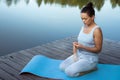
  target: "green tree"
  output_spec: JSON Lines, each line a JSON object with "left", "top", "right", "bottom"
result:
{"left": 36, "top": 0, "right": 42, "bottom": 7}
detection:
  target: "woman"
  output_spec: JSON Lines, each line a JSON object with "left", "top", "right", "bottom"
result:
{"left": 59, "top": 2, "right": 103, "bottom": 77}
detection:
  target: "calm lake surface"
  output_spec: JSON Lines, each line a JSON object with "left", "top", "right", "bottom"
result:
{"left": 0, "top": 0, "right": 120, "bottom": 56}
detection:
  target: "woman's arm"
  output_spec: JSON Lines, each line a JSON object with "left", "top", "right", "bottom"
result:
{"left": 73, "top": 42, "right": 79, "bottom": 61}
{"left": 73, "top": 42, "right": 78, "bottom": 54}
{"left": 75, "top": 28, "right": 103, "bottom": 53}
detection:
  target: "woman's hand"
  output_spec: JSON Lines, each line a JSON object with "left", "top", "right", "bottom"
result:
{"left": 73, "top": 42, "right": 78, "bottom": 47}
{"left": 73, "top": 42, "right": 83, "bottom": 49}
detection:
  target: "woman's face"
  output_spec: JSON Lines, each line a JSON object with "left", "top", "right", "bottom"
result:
{"left": 81, "top": 13, "right": 94, "bottom": 26}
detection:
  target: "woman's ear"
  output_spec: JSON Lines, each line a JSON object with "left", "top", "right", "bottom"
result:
{"left": 92, "top": 15, "right": 95, "bottom": 20}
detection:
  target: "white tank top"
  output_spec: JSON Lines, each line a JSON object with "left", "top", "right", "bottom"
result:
{"left": 78, "top": 26, "right": 99, "bottom": 47}
{"left": 77, "top": 26, "right": 99, "bottom": 56}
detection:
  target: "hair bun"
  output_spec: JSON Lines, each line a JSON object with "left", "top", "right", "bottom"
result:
{"left": 86, "top": 2, "right": 93, "bottom": 8}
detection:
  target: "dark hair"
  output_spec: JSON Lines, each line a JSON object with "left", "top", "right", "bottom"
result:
{"left": 81, "top": 2, "right": 95, "bottom": 17}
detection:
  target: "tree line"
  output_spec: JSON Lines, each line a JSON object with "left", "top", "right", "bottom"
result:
{"left": 1, "top": 0, "right": 120, "bottom": 11}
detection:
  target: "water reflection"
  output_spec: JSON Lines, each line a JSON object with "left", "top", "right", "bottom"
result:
{"left": 1, "top": 0, "right": 120, "bottom": 10}
{"left": 41, "top": 0, "right": 105, "bottom": 11}
{"left": 110, "top": 0, "right": 120, "bottom": 8}
{"left": 5, "top": 0, "right": 13, "bottom": 6}
{"left": 0, "top": 0, "right": 120, "bottom": 56}
{"left": 5, "top": 0, "right": 20, "bottom": 6}
{"left": 36, "top": 0, "right": 42, "bottom": 7}
{"left": 3, "top": 0, "right": 29, "bottom": 6}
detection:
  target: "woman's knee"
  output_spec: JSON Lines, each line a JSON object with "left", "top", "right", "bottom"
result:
{"left": 59, "top": 63, "right": 65, "bottom": 71}
{"left": 65, "top": 67, "right": 79, "bottom": 77}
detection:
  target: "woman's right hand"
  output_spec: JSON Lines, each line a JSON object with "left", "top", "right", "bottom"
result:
{"left": 73, "top": 42, "right": 78, "bottom": 46}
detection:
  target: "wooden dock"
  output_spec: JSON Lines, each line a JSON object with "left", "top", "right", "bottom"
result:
{"left": 0, "top": 36, "right": 120, "bottom": 80}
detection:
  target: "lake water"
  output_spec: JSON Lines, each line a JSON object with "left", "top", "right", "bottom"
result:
{"left": 0, "top": 0, "right": 120, "bottom": 56}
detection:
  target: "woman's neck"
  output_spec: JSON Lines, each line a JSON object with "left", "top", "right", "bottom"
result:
{"left": 88, "top": 22, "right": 96, "bottom": 28}
{"left": 84, "top": 22, "right": 96, "bottom": 34}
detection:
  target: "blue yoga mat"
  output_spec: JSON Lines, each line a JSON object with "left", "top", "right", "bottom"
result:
{"left": 20, "top": 55, "right": 120, "bottom": 80}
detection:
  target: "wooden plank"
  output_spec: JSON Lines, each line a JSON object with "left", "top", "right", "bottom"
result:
{"left": 0, "top": 68, "right": 17, "bottom": 80}
{"left": 12, "top": 52, "right": 31, "bottom": 62}
{"left": 99, "top": 53, "right": 120, "bottom": 64}
{"left": 27, "top": 46, "right": 63, "bottom": 59}
{"left": 41, "top": 45, "right": 68, "bottom": 57}
{"left": 100, "top": 41, "right": 120, "bottom": 61}
{"left": 1, "top": 54, "right": 28, "bottom": 67}
{"left": 46, "top": 42, "right": 72, "bottom": 55}
{"left": 40, "top": 43, "right": 70, "bottom": 57}
{"left": 7, "top": 50, "right": 33, "bottom": 64}
{"left": 41, "top": 44, "right": 72, "bottom": 59}
{"left": 2, "top": 52, "right": 28, "bottom": 62}
{"left": 19, "top": 50, "right": 35, "bottom": 58}
{"left": 0, "top": 61, "right": 22, "bottom": 80}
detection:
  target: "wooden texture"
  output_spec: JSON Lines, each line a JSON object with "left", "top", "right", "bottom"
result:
{"left": 0, "top": 36, "right": 120, "bottom": 80}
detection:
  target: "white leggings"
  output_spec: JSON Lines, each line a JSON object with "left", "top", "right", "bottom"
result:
{"left": 59, "top": 54, "right": 98, "bottom": 77}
